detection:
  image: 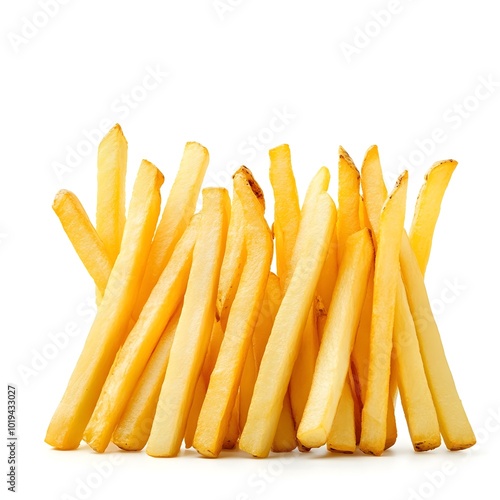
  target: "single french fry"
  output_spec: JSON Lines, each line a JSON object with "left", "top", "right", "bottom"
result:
{"left": 184, "top": 375, "right": 207, "bottom": 449}
{"left": 52, "top": 190, "right": 113, "bottom": 295}
{"left": 147, "top": 188, "right": 230, "bottom": 457}
{"left": 194, "top": 171, "right": 273, "bottom": 458}
{"left": 216, "top": 194, "right": 245, "bottom": 328}
{"left": 360, "top": 145, "right": 399, "bottom": 449}
{"left": 327, "top": 379, "right": 357, "bottom": 453}
{"left": 84, "top": 217, "right": 198, "bottom": 452}
{"left": 298, "top": 228, "right": 374, "bottom": 448}
{"left": 134, "top": 142, "right": 209, "bottom": 319}
{"left": 337, "top": 146, "right": 361, "bottom": 260}
{"left": 96, "top": 124, "right": 127, "bottom": 263}
{"left": 269, "top": 144, "right": 301, "bottom": 283}
{"left": 287, "top": 167, "right": 331, "bottom": 430}
{"left": 359, "top": 173, "right": 408, "bottom": 456}
{"left": 386, "top": 365, "right": 398, "bottom": 450}
{"left": 217, "top": 167, "right": 265, "bottom": 329}
{"left": 112, "top": 305, "right": 182, "bottom": 451}
{"left": 45, "top": 160, "right": 163, "bottom": 450}
{"left": 239, "top": 193, "right": 336, "bottom": 457}
{"left": 393, "top": 280, "right": 441, "bottom": 451}
{"left": 409, "top": 160, "right": 457, "bottom": 274}
{"left": 251, "top": 273, "right": 296, "bottom": 453}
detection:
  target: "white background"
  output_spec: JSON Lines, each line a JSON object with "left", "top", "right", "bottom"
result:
{"left": 2, "top": 1, "right": 499, "bottom": 499}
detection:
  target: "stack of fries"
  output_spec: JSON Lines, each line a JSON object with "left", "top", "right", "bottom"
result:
{"left": 45, "top": 124, "right": 475, "bottom": 458}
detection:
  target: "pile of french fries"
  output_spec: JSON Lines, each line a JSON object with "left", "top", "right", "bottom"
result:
{"left": 45, "top": 124, "right": 476, "bottom": 458}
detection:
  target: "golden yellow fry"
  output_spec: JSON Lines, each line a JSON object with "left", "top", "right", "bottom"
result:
{"left": 96, "top": 124, "right": 127, "bottom": 262}
{"left": 239, "top": 193, "right": 336, "bottom": 457}
{"left": 400, "top": 234, "right": 476, "bottom": 450}
{"left": 251, "top": 273, "right": 296, "bottom": 453}
{"left": 327, "top": 380, "right": 357, "bottom": 453}
{"left": 393, "top": 280, "right": 441, "bottom": 451}
{"left": 216, "top": 193, "right": 245, "bottom": 328}
{"left": 298, "top": 228, "right": 374, "bottom": 448}
{"left": 184, "top": 375, "right": 207, "bottom": 449}
{"left": 84, "top": 217, "right": 198, "bottom": 452}
{"left": 217, "top": 167, "right": 265, "bottom": 329}
{"left": 359, "top": 173, "right": 408, "bottom": 456}
{"left": 45, "top": 160, "right": 163, "bottom": 450}
{"left": 337, "top": 146, "right": 361, "bottom": 260}
{"left": 409, "top": 160, "right": 457, "bottom": 274}
{"left": 147, "top": 188, "right": 230, "bottom": 457}
{"left": 269, "top": 144, "right": 301, "bottom": 283}
{"left": 52, "top": 190, "right": 113, "bottom": 295}
{"left": 112, "top": 305, "right": 182, "bottom": 451}
{"left": 194, "top": 171, "right": 273, "bottom": 458}
{"left": 134, "top": 142, "right": 209, "bottom": 319}
{"left": 287, "top": 167, "right": 331, "bottom": 429}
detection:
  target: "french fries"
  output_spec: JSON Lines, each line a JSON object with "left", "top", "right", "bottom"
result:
{"left": 52, "top": 189, "right": 112, "bottom": 295}
{"left": 47, "top": 125, "right": 475, "bottom": 459}
{"left": 46, "top": 159, "right": 163, "bottom": 449}
{"left": 359, "top": 172, "right": 408, "bottom": 456}
{"left": 298, "top": 228, "right": 373, "bottom": 448}
{"left": 84, "top": 216, "right": 198, "bottom": 452}
{"left": 133, "top": 142, "right": 209, "bottom": 319}
{"left": 193, "top": 171, "right": 273, "bottom": 457}
{"left": 239, "top": 193, "right": 336, "bottom": 457}
{"left": 96, "top": 124, "right": 127, "bottom": 262}
{"left": 409, "top": 160, "right": 457, "bottom": 274}
{"left": 146, "top": 188, "right": 230, "bottom": 457}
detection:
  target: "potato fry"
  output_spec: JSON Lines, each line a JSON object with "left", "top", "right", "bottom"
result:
{"left": 147, "top": 188, "right": 230, "bottom": 457}
{"left": 360, "top": 145, "right": 399, "bottom": 449}
{"left": 288, "top": 167, "right": 331, "bottom": 430}
{"left": 269, "top": 144, "right": 301, "bottom": 283}
{"left": 112, "top": 305, "right": 182, "bottom": 451}
{"left": 52, "top": 190, "right": 112, "bottom": 295}
{"left": 298, "top": 228, "right": 374, "bottom": 448}
{"left": 96, "top": 124, "right": 128, "bottom": 262}
{"left": 359, "top": 172, "right": 408, "bottom": 456}
{"left": 272, "top": 392, "right": 297, "bottom": 453}
{"left": 193, "top": 171, "right": 273, "bottom": 458}
{"left": 217, "top": 167, "right": 265, "bottom": 329}
{"left": 337, "top": 146, "right": 361, "bottom": 260}
{"left": 409, "top": 160, "right": 457, "bottom": 274}
{"left": 84, "top": 217, "right": 198, "bottom": 452}
{"left": 327, "top": 379, "right": 357, "bottom": 453}
{"left": 239, "top": 193, "right": 336, "bottom": 457}
{"left": 45, "top": 160, "right": 163, "bottom": 450}
{"left": 134, "top": 142, "right": 209, "bottom": 319}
